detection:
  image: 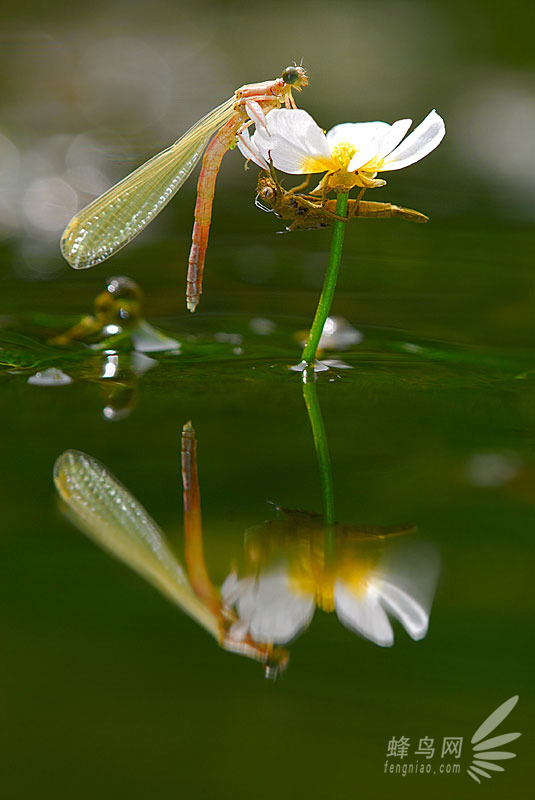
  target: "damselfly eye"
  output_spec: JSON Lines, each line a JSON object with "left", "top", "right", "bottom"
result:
{"left": 282, "top": 66, "right": 299, "bottom": 85}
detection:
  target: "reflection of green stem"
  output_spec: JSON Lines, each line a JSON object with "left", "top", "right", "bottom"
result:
{"left": 302, "top": 369, "right": 335, "bottom": 554}
{"left": 301, "top": 191, "right": 349, "bottom": 364}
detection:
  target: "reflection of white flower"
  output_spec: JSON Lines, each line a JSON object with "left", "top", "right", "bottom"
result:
{"left": 221, "top": 568, "right": 315, "bottom": 645}
{"left": 222, "top": 552, "right": 436, "bottom": 647}
{"left": 238, "top": 108, "right": 445, "bottom": 190}
{"left": 333, "top": 572, "right": 430, "bottom": 646}
{"left": 317, "top": 316, "right": 362, "bottom": 351}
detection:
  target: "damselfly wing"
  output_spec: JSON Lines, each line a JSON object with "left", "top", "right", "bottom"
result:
{"left": 61, "top": 97, "right": 236, "bottom": 270}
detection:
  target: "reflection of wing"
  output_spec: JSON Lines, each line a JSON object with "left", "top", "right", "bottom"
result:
{"left": 61, "top": 96, "right": 236, "bottom": 269}
{"left": 339, "top": 522, "right": 416, "bottom": 541}
{"left": 253, "top": 506, "right": 416, "bottom": 541}
{"left": 53, "top": 450, "right": 219, "bottom": 639}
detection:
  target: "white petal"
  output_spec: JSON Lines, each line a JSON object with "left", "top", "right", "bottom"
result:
{"left": 377, "top": 580, "right": 429, "bottom": 640}
{"left": 27, "top": 368, "right": 72, "bottom": 386}
{"left": 345, "top": 120, "right": 412, "bottom": 172}
{"left": 374, "top": 119, "right": 413, "bottom": 159}
{"left": 129, "top": 352, "right": 158, "bottom": 375}
{"left": 237, "top": 129, "right": 270, "bottom": 170}
{"left": 235, "top": 567, "right": 315, "bottom": 644}
{"left": 380, "top": 110, "right": 445, "bottom": 171}
{"left": 333, "top": 122, "right": 395, "bottom": 171}
{"left": 130, "top": 320, "right": 180, "bottom": 352}
{"left": 327, "top": 121, "right": 391, "bottom": 151}
{"left": 253, "top": 109, "right": 332, "bottom": 174}
{"left": 334, "top": 580, "right": 394, "bottom": 646}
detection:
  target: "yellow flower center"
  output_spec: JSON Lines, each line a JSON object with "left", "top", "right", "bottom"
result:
{"left": 359, "top": 155, "right": 384, "bottom": 173}
{"left": 288, "top": 551, "right": 376, "bottom": 613}
{"left": 330, "top": 141, "right": 357, "bottom": 170}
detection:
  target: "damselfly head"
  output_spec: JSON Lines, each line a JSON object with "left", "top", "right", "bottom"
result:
{"left": 282, "top": 65, "right": 308, "bottom": 89}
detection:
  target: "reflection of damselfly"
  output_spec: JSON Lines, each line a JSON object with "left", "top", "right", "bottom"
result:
{"left": 61, "top": 66, "right": 308, "bottom": 311}
{"left": 255, "top": 168, "right": 429, "bottom": 231}
{"left": 54, "top": 428, "right": 288, "bottom": 676}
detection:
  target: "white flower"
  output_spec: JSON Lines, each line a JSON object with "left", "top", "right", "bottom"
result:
{"left": 221, "top": 549, "right": 437, "bottom": 647}
{"left": 333, "top": 572, "right": 431, "bottom": 647}
{"left": 238, "top": 108, "right": 445, "bottom": 190}
{"left": 221, "top": 567, "right": 315, "bottom": 645}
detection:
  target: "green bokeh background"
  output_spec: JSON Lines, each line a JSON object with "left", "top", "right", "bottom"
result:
{"left": 1, "top": 1, "right": 533, "bottom": 798}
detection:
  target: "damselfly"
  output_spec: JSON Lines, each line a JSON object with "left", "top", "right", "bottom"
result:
{"left": 54, "top": 441, "right": 288, "bottom": 676}
{"left": 61, "top": 66, "right": 308, "bottom": 311}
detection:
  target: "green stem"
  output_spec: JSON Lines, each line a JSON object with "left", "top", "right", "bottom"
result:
{"left": 302, "top": 369, "right": 335, "bottom": 555}
{"left": 301, "top": 191, "right": 349, "bottom": 364}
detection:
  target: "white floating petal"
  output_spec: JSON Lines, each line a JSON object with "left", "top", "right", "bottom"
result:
{"left": 129, "top": 351, "right": 158, "bottom": 375}
{"left": 27, "top": 368, "right": 72, "bottom": 386}
{"left": 130, "top": 320, "right": 180, "bottom": 353}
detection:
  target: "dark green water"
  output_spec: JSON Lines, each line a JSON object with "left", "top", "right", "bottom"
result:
{"left": 2, "top": 200, "right": 533, "bottom": 798}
